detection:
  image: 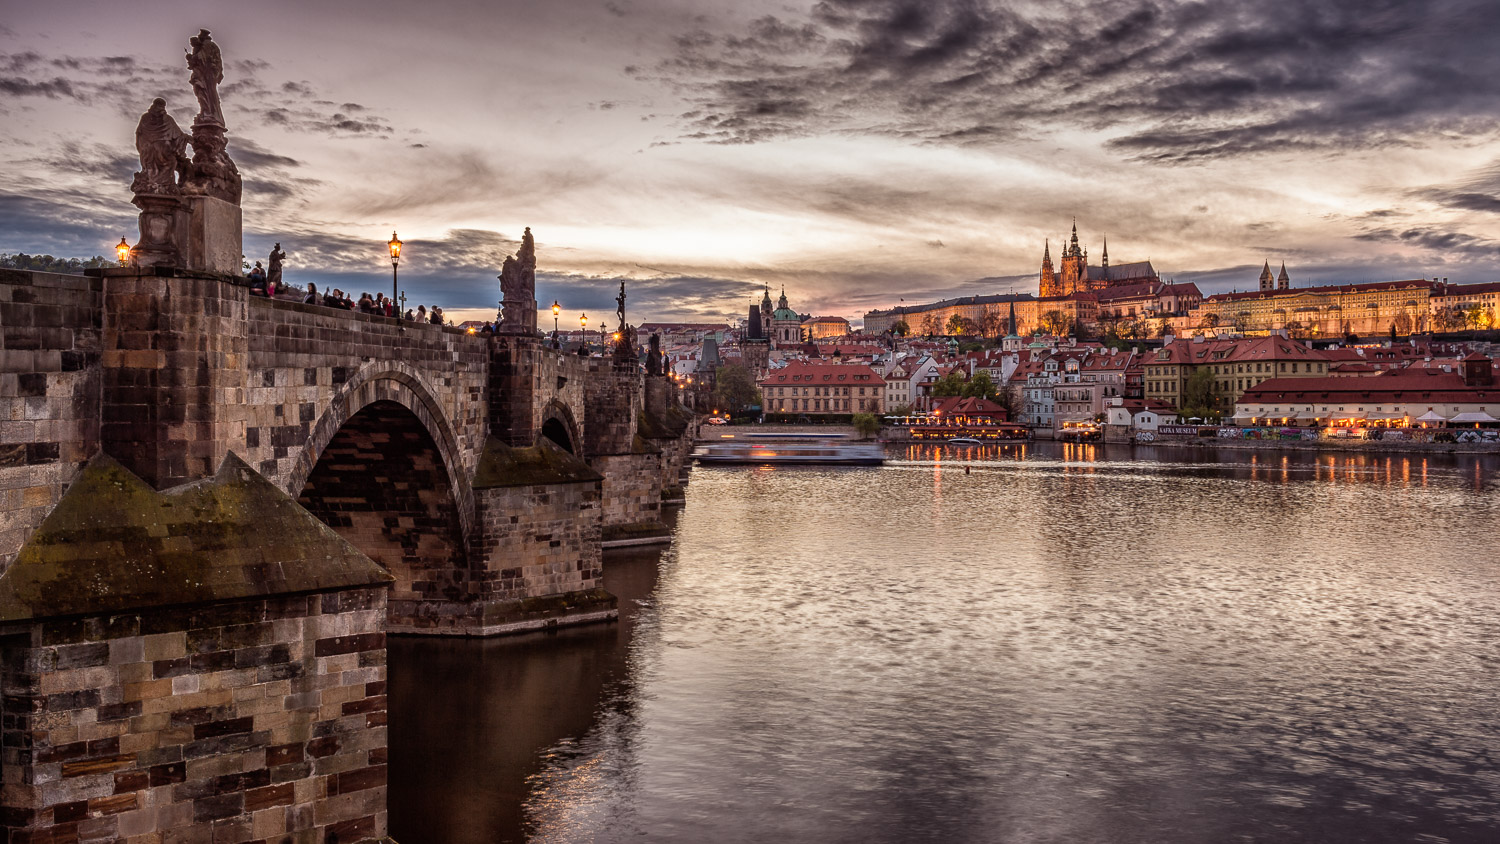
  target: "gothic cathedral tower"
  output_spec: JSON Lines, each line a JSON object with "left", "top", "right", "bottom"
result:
{"left": 1039, "top": 240, "right": 1058, "bottom": 297}
{"left": 1060, "top": 221, "right": 1087, "bottom": 294}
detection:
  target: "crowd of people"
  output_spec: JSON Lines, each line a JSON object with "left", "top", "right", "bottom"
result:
{"left": 247, "top": 263, "right": 447, "bottom": 325}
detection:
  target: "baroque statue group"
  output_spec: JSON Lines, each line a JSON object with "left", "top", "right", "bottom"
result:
{"left": 129, "top": 29, "right": 242, "bottom": 269}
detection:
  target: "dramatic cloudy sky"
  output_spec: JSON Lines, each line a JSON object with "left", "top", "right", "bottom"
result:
{"left": 4, "top": 0, "right": 1500, "bottom": 326}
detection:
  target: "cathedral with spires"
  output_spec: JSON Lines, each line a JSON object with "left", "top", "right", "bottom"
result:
{"left": 1038, "top": 222, "right": 1160, "bottom": 297}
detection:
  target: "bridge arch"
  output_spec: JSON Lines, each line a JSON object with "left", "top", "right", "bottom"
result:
{"left": 539, "top": 398, "right": 581, "bottom": 454}
{"left": 287, "top": 363, "right": 474, "bottom": 538}
{"left": 292, "top": 364, "right": 480, "bottom": 621}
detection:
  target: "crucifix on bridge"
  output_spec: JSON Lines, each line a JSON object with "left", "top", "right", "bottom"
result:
{"left": 615, "top": 282, "right": 626, "bottom": 333}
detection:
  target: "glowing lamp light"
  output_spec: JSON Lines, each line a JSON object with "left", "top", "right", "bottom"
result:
{"left": 387, "top": 232, "right": 403, "bottom": 262}
{"left": 580, "top": 313, "right": 588, "bottom": 328}
{"left": 115, "top": 237, "right": 130, "bottom": 265}
{"left": 552, "top": 301, "right": 561, "bottom": 318}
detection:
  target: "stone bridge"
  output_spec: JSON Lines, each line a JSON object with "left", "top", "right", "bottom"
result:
{"left": 1, "top": 265, "right": 695, "bottom": 636}
{"left": 0, "top": 264, "right": 696, "bottom": 841}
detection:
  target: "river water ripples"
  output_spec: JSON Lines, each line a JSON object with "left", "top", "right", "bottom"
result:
{"left": 392, "top": 443, "right": 1500, "bottom": 843}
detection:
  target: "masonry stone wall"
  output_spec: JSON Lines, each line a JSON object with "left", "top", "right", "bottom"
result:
{"left": 0, "top": 587, "right": 389, "bottom": 843}
{"left": 487, "top": 337, "right": 588, "bottom": 453}
{"left": 99, "top": 271, "right": 249, "bottom": 491}
{"left": 0, "top": 271, "right": 102, "bottom": 575}
{"left": 458, "top": 478, "right": 611, "bottom": 635}
{"left": 591, "top": 452, "right": 663, "bottom": 534}
{"left": 582, "top": 363, "right": 641, "bottom": 458}
{"left": 243, "top": 296, "right": 489, "bottom": 504}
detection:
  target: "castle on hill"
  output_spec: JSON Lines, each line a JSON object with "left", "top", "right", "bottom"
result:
{"left": 1039, "top": 222, "right": 1160, "bottom": 297}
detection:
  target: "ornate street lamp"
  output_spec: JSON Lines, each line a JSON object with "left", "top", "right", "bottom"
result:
{"left": 580, "top": 313, "right": 588, "bottom": 350}
{"left": 115, "top": 237, "right": 131, "bottom": 267}
{"left": 552, "top": 300, "right": 561, "bottom": 346}
{"left": 387, "top": 232, "right": 403, "bottom": 327}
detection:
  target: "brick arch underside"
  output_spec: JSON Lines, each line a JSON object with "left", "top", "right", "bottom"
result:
{"left": 540, "top": 399, "right": 580, "bottom": 454}
{"left": 297, "top": 400, "right": 473, "bottom": 611}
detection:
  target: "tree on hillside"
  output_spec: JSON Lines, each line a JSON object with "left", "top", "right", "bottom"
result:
{"left": 851, "top": 412, "right": 881, "bottom": 440}
{"left": 893, "top": 320, "right": 911, "bottom": 337}
{"left": 1179, "top": 367, "right": 1219, "bottom": 419}
{"left": 993, "top": 385, "right": 1023, "bottom": 421}
{"left": 930, "top": 370, "right": 968, "bottom": 398}
{"left": 1039, "top": 309, "right": 1073, "bottom": 336}
{"left": 979, "top": 307, "right": 1003, "bottom": 338}
{"left": 711, "top": 364, "right": 761, "bottom": 416}
{"left": 962, "top": 371, "right": 999, "bottom": 401}
{"left": 946, "top": 313, "right": 967, "bottom": 336}
{"left": 921, "top": 313, "right": 941, "bottom": 337}
{"left": 1, "top": 254, "right": 111, "bottom": 273}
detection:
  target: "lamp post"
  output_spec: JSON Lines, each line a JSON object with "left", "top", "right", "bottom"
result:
{"left": 580, "top": 313, "right": 588, "bottom": 352}
{"left": 552, "top": 300, "right": 561, "bottom": 347}
{"left": 387, "top": 232, "right": 403, "bottom": 328}
{"left": 115, "top": 237, "right": 130, "bottom": 267}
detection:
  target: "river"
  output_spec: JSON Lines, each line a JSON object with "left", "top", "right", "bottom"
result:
{"left": 390, "top": 443, "right": 1500, "bottom": 843}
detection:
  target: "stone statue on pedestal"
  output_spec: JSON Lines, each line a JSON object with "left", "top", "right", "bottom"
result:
{"left": 615, "top": 281, "right": 627, "bottom": 332}
{"left": 646, "top": 334, "right": 663, "bottom": 376}
{"left": 498, "top": 227, "right": 539, "bottom": 334}
{"left": 268, "top": 243, "right": 286, "bottom": 287}
{"left": 131, "top": 99, "right": 188, "bottom": 197}
{"left": 186, "top": 29, "right": 224, "bottom": 126}
{"left": 128, "top": 98, "right": 191, "bottom": 267}
{"left": 613, "top": 323, "right": 638, "bottom": 368}
{"left": 182, "top": 124, "right": 241, "bottom": 203}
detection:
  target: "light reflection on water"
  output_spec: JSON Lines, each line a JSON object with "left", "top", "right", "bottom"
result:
{"left": 391, "top": 443, "right": 1500, "bottom": 844}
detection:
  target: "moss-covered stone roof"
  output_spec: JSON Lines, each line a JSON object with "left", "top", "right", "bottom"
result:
{"left": 638, "top": 402, "right": 692, "bottom": 440}
{"left": 0, "top": 453, "right": 392, "bottom": 623}
{"left": 472, "top": 437, "right": 603, "bottom": 489}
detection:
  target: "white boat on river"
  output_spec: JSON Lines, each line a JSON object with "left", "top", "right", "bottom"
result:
{"left": 693, "top": 433, "right": 885, "bottom": 466}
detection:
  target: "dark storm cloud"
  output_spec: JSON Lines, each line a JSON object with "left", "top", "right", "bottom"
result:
{"left": 24, "top": 142, "right": 138, "bottom": 183}
{"left": 1352, "top": 225, "right": 1500, "bottom": 256}
{"left": 1411, "top": 160, "right": 1500, "bottom": 214}
{"left": 0, "top": 191, "right": 136, "bottom": 258}
{"left": 644, "top": 0, "right": 1500, "bottom": 161}
{"left": 0, "top": 48, "right": 395, "bottom": 135}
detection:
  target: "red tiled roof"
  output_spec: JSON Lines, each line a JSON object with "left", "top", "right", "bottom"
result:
{"left": 1240, "top": 370, "right": 1499, "bottom": 403}
{"left": 1206, "top": 279, "right": 1434, "bottom": 303}
{"left": 760, "top": 361, "right": 883, "bottom": 386}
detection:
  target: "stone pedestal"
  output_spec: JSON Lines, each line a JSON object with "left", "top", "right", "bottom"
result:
{"left": 183, "top": 195, "right": 243, "bottom": 275}
{"left": 128, "top": 193, "right": 186, "bottom": 269}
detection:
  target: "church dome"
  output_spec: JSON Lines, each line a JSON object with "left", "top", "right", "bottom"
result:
{"left": 772, "top": 307, "right": 799, "bottom": 321}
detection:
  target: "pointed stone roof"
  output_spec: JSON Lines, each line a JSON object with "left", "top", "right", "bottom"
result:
{"left": 1259, "top": 261, "right": 1273, "bottom": 282}
{"left": 1278, "top": 262, "right": 1290, "bottom": 282}
{"left": 0, "top": 454, "right": 391, "bottom": 623}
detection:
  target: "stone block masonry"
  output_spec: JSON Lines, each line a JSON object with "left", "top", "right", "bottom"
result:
{"left": 0, "top": 270, "right": 103, "bottom": 574}
{"left": 0, "top": 587, "right": 390, "bottom": 842}
{"left": 0, "top": 451, "right": 394, "bottom": 841}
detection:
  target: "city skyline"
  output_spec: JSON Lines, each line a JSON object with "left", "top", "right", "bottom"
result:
{"left": 5, "top": 0, "right": 1500, "bottom": 326}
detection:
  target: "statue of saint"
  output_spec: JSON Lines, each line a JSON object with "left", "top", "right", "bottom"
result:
{"left": 615, "top": 281, "right": 627, "bottom": 330}
{"left": 181, "top": 127, "right": 242, "bottom": 203}
{"left": 647, "top": 334, "right": 663, "bottom": 376}
{"left": 186, "top": 29, "right": 224, "bottom": 125}
{"left": 268, "top": 243, "right": 286, "bottom": 287}
{"left": 131, "top": 98, "right": 189, "bottom": 196}
{"left": 517, "top": 226, "right": 535, "bottom": 269}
